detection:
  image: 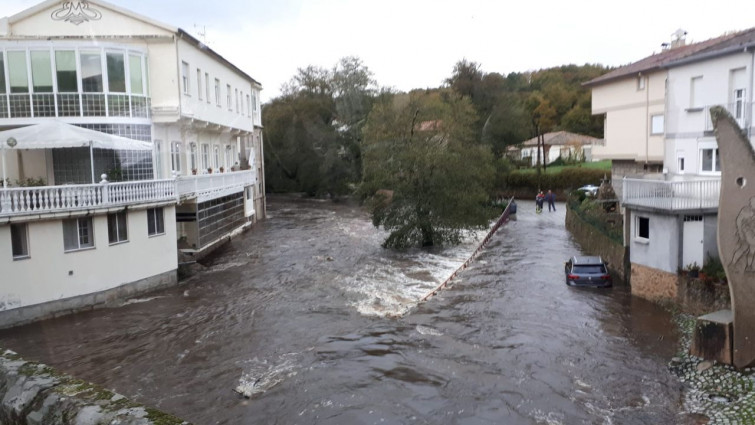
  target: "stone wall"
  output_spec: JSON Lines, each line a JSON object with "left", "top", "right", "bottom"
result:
{"left": 565, "top": 206, "right": 628, "bottom": 283}
{"left": 0, "top": 349, "right": 187, "bottom": 424}
{"left": 677, "top": 278, "right": 731, "bottom": 316}
{"left": 630, "top": 262, "right": 678, "bottom": 301}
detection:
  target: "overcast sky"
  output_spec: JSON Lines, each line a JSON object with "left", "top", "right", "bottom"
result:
{"left": 5, "top": 0, "right": 755, "bottom": 102}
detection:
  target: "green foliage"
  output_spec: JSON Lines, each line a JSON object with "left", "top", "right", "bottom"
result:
{"left": 362, "top": 90, "right": 494, "bottom": 248}
{"left": 499, "top": 167, "right": 609, "bottom": 193}
{"left": 263, "top": 57, "right": 375, "bottom": 197}
{"left": 567, "top": 192, "right": 623, "bottom": 244}
{"left": 702, "top": 255, "right": 727, "bottom": 281}
{"left": 15, "top": 177, "right": 47, "bottom": 187}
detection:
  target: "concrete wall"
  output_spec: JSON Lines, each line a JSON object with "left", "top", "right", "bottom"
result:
{"left": 565, "top": 206, "right": 628, "bottom": 283}
{"left": 0, "top": 349, "right": 185, "bottom": 424}
{"left": 0, "top": 206, "right": 177, "bottom": 317}
{"left": 629, "top": 209, "right": 679, "bottom": 274}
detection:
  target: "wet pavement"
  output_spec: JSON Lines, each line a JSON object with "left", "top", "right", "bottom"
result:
{"left": 0, "top": 196, "right": 685, "bottom": 424}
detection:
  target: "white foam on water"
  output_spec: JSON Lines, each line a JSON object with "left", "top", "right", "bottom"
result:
{"left": 234, "top": 353, "right": 300, "bottom": 398}
{"left": 120, "top": 296, "right": 164, "bottom": 306}
{"left": 344, "top": 229, "right": 487, "bottom": 317}
{"left": 416, "top": 325, "right": 443, "bottom": 336}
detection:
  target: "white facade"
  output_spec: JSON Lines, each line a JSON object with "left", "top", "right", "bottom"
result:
{"left": 0, "top": 0, "right": 265, "bottom": 327}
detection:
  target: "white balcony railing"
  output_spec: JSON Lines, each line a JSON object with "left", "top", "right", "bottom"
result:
{"left": 0, "top": 93, "right": 151, "bottom": 120}
{"left": 0, "top": 179, "right": 176, "bottom": 218}
{"left": 622, "top": 177, "right": 720, "bottom": 211}
{"left": 176, "top": 170, "right": 256, "bottom": 203}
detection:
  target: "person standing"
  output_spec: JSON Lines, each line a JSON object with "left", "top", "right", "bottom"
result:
{"left": 547, "top": 189, "right": 556, "bottom": 212}
{"left": 535, "top": 191, "right": 545, "bottom": 213}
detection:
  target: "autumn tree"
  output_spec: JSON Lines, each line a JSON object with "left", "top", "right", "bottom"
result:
{"left": 362, "top": 90, "right": 495, "bottom": 248}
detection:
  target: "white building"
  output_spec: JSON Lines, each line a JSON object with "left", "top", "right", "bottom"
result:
{"left": 510, "top": 131, "right": 597, "bottom": 166}
{"left": 0, "top": 0, "right": 265, "bottom": 327}
{"left": 587, "top": 28, "right": 754, "bottom": 299}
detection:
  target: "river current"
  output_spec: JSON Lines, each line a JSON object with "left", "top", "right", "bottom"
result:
{"left": 0, "top": 196, "right": 685, "bottom": 424}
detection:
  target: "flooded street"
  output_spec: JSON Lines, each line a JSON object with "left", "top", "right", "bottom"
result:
{"left": 0, "top": 197, "right": 685, "bottom": 424}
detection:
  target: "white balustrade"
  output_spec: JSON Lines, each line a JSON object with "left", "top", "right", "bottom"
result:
{"left": 622, "top": 177, "right": 721, "bottom": 211}
{"left": 176, "top": 170, "right": 255, "bottom": 202}
{"left": 0, "top": 179, "right": 176, "bottom": 218}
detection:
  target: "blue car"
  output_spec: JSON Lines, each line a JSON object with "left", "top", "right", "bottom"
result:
{"left": 564, "top": 256, "right": 612, "bottom": 287}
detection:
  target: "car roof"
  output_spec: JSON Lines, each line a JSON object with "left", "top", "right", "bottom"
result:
{"left": 571, "top": 256, "right": 603, "bottom": 265}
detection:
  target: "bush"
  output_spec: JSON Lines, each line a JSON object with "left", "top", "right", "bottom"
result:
{"left": 499, "top": 167, "right": 609, "bottom": 193}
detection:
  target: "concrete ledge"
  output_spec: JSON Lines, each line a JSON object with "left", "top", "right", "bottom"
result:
{"left": 690, "top": 309, "right": 734, "bottom": 365}
{"left": 0, "top": 349, "right": 188, "bottom": 424}
{"left": 0, "top": 270, "right": 177, "bottom": 330}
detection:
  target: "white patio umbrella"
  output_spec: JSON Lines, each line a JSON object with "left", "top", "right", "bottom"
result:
{"left": 0, "top": 120, "right": 152, "bottom": 185}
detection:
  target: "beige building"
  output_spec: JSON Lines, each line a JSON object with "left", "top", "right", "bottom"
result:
{"left": 0, "top": 0, "right": 265, "bottom": 328}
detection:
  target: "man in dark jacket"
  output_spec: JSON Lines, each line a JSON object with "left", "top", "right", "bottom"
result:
{"left": 547, "top": 189, "right": 556, "bottom": 212}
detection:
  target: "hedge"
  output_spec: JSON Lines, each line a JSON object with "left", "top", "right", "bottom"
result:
{"left": 498, "top": 168, "right": 610, "bottom": 193}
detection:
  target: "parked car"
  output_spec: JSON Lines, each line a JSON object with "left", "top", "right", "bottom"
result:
{"left": 564, "top": 256, "right": 612, "bottom": 287}
{"left": 577, "top": 185, "right": 599, "bottom": 196}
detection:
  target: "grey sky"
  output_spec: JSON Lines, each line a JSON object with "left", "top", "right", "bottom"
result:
{"left": 4, "top": 0, "right": 755, "bottom": 102}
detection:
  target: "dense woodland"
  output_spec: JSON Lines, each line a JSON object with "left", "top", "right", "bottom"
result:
{"left": 262, "top": 57, "right": 610, "bottom": 247}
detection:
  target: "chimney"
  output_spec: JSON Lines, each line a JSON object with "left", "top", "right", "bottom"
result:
{"left": 670, "top": 29, "right": 688, "bottom": 49}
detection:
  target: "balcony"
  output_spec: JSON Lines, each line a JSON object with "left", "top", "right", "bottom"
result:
{"left": 0, "top": 179, "right": 176, "bottom": 219}
{"left": 176, "top": 170, "right": 255, "bottom": 203}
{"left": 622, "top": 177, "right": 720, "bottom": 212}
{"left": 0, "top": 93, "right": 151, "bottom": 120}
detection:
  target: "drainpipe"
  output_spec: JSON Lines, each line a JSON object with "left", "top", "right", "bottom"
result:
{"left": 644, "top": 73, "right": 650, "bottom": 166}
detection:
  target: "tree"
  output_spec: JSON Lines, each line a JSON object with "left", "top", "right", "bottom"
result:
{"left": 362, "top": 90, "right": 495, "bottom": 248}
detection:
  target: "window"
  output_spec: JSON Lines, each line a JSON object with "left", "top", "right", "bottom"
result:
{"left": 227, "top": 84, "right": 232, "bottom": 110}
{"left": 214, "top": 78, "right": 221, "bottom": 105}
{"left": 107, "top": 211, "right": 128, "bottom": 244}
{"left": 63, "top": 217, "right": 95, "bottom": 251}
{"left": 129, "top": 54, "right": 144, "bottom": 95}
{"left": 252, "top": 93, "right": 257, "bottom": 112}
{"left": 56, "top": 50, "right": 78, "bottom": 92}
{"left": 80, "top": 51, "right": 103, "bottom": 92}
{"left": 154, "top": 141, "right": 163, "bottom": 179}
{"left": 190, "top": 143, "right": 197, "bottom": 171}
{"left": 147, "top": 208, "right": 165, "bottom": 236}
{"left": 650, "top": 114, "right": 664, "bottom": 135}
{"left": 225, "top": 145, "right": 232, "bottom": 168}
{"left": 214, "top": 145, "right": 220, "bottom": 169}
{"left": 701, "top": 148, "right": 721, "bottom": 173}
{"left": 690, "top": 76, "right": 703, "bottom": 109}
{"left": 677, "top": 155, "right": 685, "bottom": 173}
{"left": 181, "top": 61, "right": 190, "bottom": 95}
{"left": 235, "top": 88, "right": 239, "bottom": 113}
{"left": 205, "top": 72, "right": 210, "bottom": 103}
{"left": 637, "top": 76, "right": 645, "bottom": 91}
{"left": 170, "top": 141, "right": 181, "bottom": 173}
{"left": 197, "top": 69, "right": 202, "bottom": 100}
{"left": 106, "top": 52, "right": 126, "bottom": 92}
{"left": 202, "top": 144, "right": 210, "bottom": 169}
{"left": 734, "top": 88, "right": 745, "bottom": 119}
{"left": 11, "top": 223, "right": 29, "bottom": 259}
{"left": 246, "top": 94, "right": 251, "bottom": 117}
{"left": 0, "top": 54, "right": 6, "bottom": 94}
{"left": 8, "top": 51, "right": 29, "bottom": 93}
{"left": 636, "top": 216, "right": 649, "bottom": 241}
{"left": 30, "top": 51, "right": 53, "bottom": 92}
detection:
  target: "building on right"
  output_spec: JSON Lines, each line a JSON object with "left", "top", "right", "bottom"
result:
{"left": 585, "top": 28, "right": 755, "bottom": 301}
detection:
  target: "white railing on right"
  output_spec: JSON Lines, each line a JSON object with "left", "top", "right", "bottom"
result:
{"left": 176, "top": 170, "right": 255, "bottom": 203}
{"left": 622, "top": 177, "right": 720, "bottom": 211}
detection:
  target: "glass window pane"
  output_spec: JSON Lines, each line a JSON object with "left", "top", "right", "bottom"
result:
{"left": 108, "top": 213, "right": 117, "bottom": 243}
{"left": 11, "top": 223, "right": 29, "bottom": 258}
{"left": 63, "top": 219, "right": 79, "bottom": 250}
{"left": 30, "top": 51, "right": 53, "bottom": 92}
{"left": 148, "top": 208, "right": 156, "bottom": 235}
{"left": 715, "top": 149, "right": 721, "bottom": 172}
{"left": 118, "top": 211, "right": 128, "bottom": 241}
{"left": 55, "top": 50, "right": 77, "bottom": 92}
{"left": 156, "top": 208, "right": 164, "bottom": 234}
{"left": 80, "top": 51, "right": 103, "bottom": 92}
{"left": 702, "top": 149, "right": 713, "bottom": 172}
{"left": 0, "top": 54, "right": 6, "bottom": 94}
{"left": 8, "top": 51, "right": 29, "bottom": 93}
{"left": 129, "top": 54, "right": 143, "bottom": 95}
{"left": 78, "top": 217, "right": 93, "bottom": 247}
{"left": 144, "top": 58, "right": 149, "bottom": 95}
{"left": 106, "top": 52, "right": 126, "bottom": 93}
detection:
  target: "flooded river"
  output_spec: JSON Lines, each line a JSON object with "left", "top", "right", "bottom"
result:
{"left": 0, "top": 197, "right": 686, "bottom": 424}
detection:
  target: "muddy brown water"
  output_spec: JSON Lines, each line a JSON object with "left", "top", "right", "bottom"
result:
{"left": 0, "top": 197, "right": 685, "bottom": 424}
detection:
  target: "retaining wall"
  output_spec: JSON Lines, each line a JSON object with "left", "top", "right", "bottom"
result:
{"left": 564, "top": 206, "right": 628, "bottom": 283}
{"left": 0, "top": 349, "right": 187, "bottom": 424}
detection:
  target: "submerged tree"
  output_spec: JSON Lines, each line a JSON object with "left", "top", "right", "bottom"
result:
{"left": 362, "top": 90, "right": 494, "bottom": 249}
